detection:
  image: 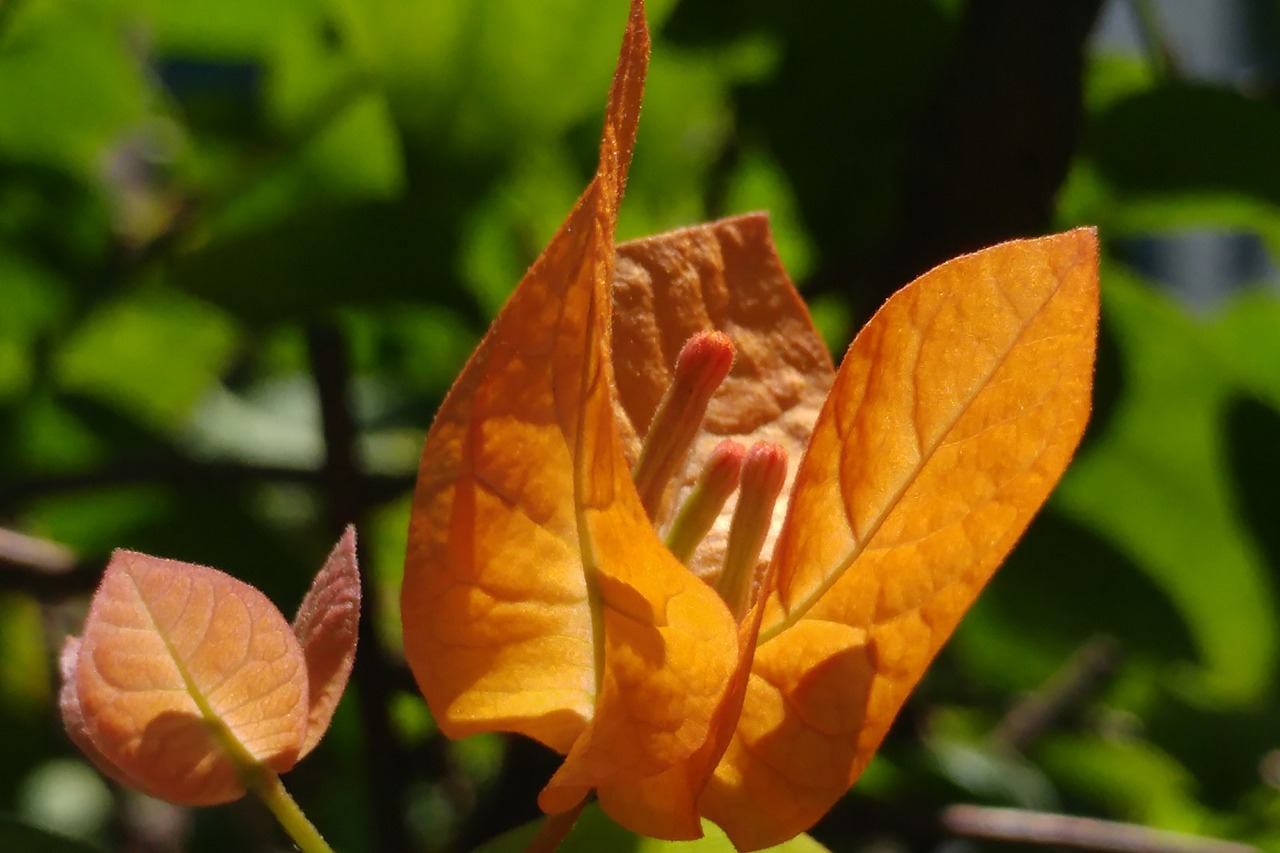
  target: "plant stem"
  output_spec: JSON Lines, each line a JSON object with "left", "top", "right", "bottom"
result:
{"left": 250, "top": 767, "right": 335, "bottom": 853}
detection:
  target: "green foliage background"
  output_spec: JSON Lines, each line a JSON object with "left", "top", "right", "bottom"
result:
{"left": 2, "top": 0, "right": 1279, "bottom": 850}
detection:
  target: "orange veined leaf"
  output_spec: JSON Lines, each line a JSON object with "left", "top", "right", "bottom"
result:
{"left": 69, "top": 551, "right": 310, "bottom": 805}
{"left": 293, "top": 526, "right": 361, "bottom": 758}
{"left": 400, "top": 0, "right": 740, "bottom": 817}
{"left": 701, "top": 228, "right": 1100, "bottom": 849}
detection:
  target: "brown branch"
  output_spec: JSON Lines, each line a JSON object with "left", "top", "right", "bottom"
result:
{"left": 0, "top": 460, "right": 412, "bottom": 509}
{"left": 307, "top": 321, "right": 412, "bottom": 852}
{"left": 990, "top": 635, "right": 1124, "bottom": 753}
{"left": 942, "top": 804, "right": 1260, "bottom": 853}
{"left": 0, "top": 527, "right": 100, "bottom": 599}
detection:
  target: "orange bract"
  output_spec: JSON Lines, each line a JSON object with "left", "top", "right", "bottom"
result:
{"left": 61, "top": 529, "right": 360, "bottom": 805}
{"left": 399, "top": 0, "right": 738, "bottom": 810}
{"left": 710, "top": 229, "right": 1098, "bottom": 846}
{"left": 400, "top": 0, "right": 1099, "bottom": 849}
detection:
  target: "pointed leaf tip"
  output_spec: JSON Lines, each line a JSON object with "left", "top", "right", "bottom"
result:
{"left": 403, "top": 0, "right": 738, "bottom": 807}
{"left": 769, "top": 226, "right": 1099, "bottom": 632}
{"left": 293, "top": 526, "right": 361, "bottom": 758}
{"left": 73, "top": 550, "right": 309, "bottom": 805}
{"left": 601, "top": 0, "right": 650, "bottom": 191}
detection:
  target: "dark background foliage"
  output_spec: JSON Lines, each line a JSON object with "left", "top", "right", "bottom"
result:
{"left": 2, "top": 0, "right": 1278, "bottom": 850}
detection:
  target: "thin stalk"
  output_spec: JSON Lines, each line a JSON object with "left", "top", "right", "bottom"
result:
{"left": 248, "top": 766, "right": 335, "bottom": 853}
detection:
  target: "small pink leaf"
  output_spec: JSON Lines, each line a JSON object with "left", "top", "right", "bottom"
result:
{"left": 292, "top": 526, "right": 361, "bottom": 758}
{"left": 75, "top": 550, "right": 309, "bottom": 805}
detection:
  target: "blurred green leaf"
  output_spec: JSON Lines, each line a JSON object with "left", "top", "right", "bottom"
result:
{"left": 173, "top": 198, "right": 485, "bottom": 323}
{"left": 354, "top": 0, "right": 651, "bottom": 157}
{"left": 0, "top": 251, "right": 71, "bottom": 399}
{"left": 55, "top": 290, "right": 238, "bottom": 428}
{"left": 0, "top": 1, "right": 148, "bottom": 178}
{"left": 1, "top": 393, "right": 129, "bottom": 476}
{"left": 1054, "top": 266, "right": 1279, "bottom": 704}
{"left": 1072, "top": 82, "right": 1280, "bottom": 257}
{"left": 730, "top": 0, "right": 956, "bottom": 256}
{"left": 1091, "top": 84, "right": 1280, "bottom": 205}
{"left": 959, "top": 510, "right": 1199, "bottom": 692}
{"left": 1204, "top": 291, "right": 1280, "bottom": 406}
{"left": 0, "top": 596, "right": 49, "bottom": 713}
{"left": 1038, "top": 734, "right": 1216, "bottom": 834}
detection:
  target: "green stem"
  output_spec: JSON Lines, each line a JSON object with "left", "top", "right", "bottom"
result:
{"left": 248, "top": 766, "right": 335, "bottom": 853}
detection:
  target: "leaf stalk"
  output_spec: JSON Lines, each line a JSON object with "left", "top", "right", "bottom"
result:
{"left": 248, "top": 765, "right": 335, "bottom": 853}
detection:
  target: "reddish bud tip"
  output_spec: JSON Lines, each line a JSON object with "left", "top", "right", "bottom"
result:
{"left": 673, "top": 330, "right": 735, "bottom": 398}
{"left": 633, "top": 330, "right": 737, "bottom": 520}
{"left": 716, "top": 441, "right": 789, "bottom": 620}
{"left": 703, "top": 439, "right": 747, "bottom": 495}
{"left": 740, "top": 442, "right": 788, "bottom": 506}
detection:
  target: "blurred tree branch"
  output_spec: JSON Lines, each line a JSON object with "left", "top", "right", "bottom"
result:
{"left": 1, "top": 461, "right": 413, "bottom": 508}
{"left": 0, "top": 527, "right": 98, "bottom": 599}
{"left": 991, "top": 635, "right": 1124, "bottom": 753}
{"left": 307, "top": 321, "right": 413, "bottom": 852}
{"left": 806, "top": 0, "right": 1106, "bottom": 320}
{"left": 942, "top": 804, "right": 1261, "bottom": 853}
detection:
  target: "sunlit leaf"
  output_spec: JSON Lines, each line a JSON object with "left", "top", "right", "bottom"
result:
{"left": 58, "top": 637, "right": 138, "bottom": 792}
{"left": 69, "top": 551, "right": 309, "bottom": 804}
{"left": 401, "top": 0, "right": 739, "bottom": 817}
{"left": 706, "top": 230, "right": 1099, "bottom": 848}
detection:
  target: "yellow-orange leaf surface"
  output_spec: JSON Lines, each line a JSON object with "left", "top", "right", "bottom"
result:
{"left": 400, "top": 0, "right": 739, "bottom": 814}
{"left": 398, "top": 0, "right": 1099, "bottom": 848}
{"left": 706, "top": 229, "right": 1098, "bottom": 848}
{"left": 62, "top": 531, "right": 360, "bottom": 805}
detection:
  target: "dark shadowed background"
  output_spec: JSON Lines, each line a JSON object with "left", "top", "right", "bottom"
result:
{"left": 2, "top": 0, "right": 1278, "bottom": 850}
